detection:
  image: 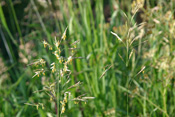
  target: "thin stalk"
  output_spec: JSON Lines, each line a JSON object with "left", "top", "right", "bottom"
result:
{"left": 8, "top": 0, "right": 23, "bottom": 44}
{"left": 56, "top": 60, "right": 60, "bottom": 117}
{"left": 30, "top": 0, "right": 51, "bottom": 42}
{"left": 163, "top": 79, "right": 167, "bottom": 117}
{"left": 127, "top": 86, "right": 129, "bottom": 117}
{"left": 0, "top": 4, "right": 17, "bottom": 46}
{"left": 163, "top": 88, "right": 167, "bottom": 117}
{"left": 126, "top": 76, "right": 129, "bottom": 117}
{"left": 0, "top": 25, "right": 15, "bottom": 63}
{"left": 143, "top": 84, "right": 147, "bottom": 117}
{"left": 57, "top": 80, "right": 60, "bottom": 117}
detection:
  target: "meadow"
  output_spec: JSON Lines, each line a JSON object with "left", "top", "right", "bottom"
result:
{"left": 0, "top": 0, "right": 175, "bottom": 116}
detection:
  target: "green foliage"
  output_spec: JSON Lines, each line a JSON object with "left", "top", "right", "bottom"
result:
{"left": 0, "top": 0, "right": 175, "bottom": 116}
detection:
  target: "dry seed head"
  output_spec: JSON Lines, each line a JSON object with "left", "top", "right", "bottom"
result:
{"left": 111, "top": 31, "right": 123, "bottom": 42}
{"left": 63, "top": 93, "right": 68, "bottom": 103}
{"left": 50, "top": 62, "right": 56, "bottom": 73}
{"left": 129, "top": 49, "right": 134, "bottom": 60}
{"left": 99, "top": 65, "right": 113, "bottom": 79}
{"left": 135, "top": 66, "right": 145, "bottom": 77}
{"left": 67, "top": 56, "right": 72, "bottom": 64}
{"left": 82, "top": 97, "right": 95, "bottom": 100}
{"left": 131, "top": 0, "right": 144, "bottom": 13}
{"left": 67, "top": 81, "right": 81, "bottom": 89}
{"left": 104, "top": 108, "right": 115, "bottom": 116}
{"left": 43, "top": 40, "right": 53, "bottom": 50}
{"left": 41, "top": 76, "right": 46, "bottom": 85}
{"left": 63, "top": 64, "right": 70, "bottom": 72}
{"left": 50, "top": 82, "right": 56, "bottom": 87}
{"left": 32, "top": 69, "right": 45, "bottom": 78}
{"left": 61, "top": 27, "right": 68, "bottom": 40}
{"left": 60, "top": 69, "right": 64, "bottom": 77}
{"left": 132, "top": 86, "right": 139, "bottom": 95}
{"left": 50, "top": 62, "right": 55, "bottom": 66}
{"left": 58, "top": 48, "right": 61, "bottom": 54}
{"left": 29, "top": 59, "right": 46, "bottom": 67}
{"left": 53, "top": 51, "right": 60, "bottom": 60}
{"left": 40, "top": 59, "right": 46, "bottom": 66}
{"left": 36, "top": 104, "right": 39, "bottom": 110}
{"left": 61, "top": 106, "right": 65, "bottom": 114}
{"left": 60, "top": 101, "right": 66, "bottom": 114}
{"left": 71, "top": 40, "right": 80, "bottom": 46}
{"left": 59, "top": 57, "right": 63, "bottom": 64}
{"left": 64, "top": 92, "right": 71, "bottom": 99}
{"left": 43, "top": 40, "right": 47, "bottom": 48}
{"left": 49, "top": 46, "right": 52, "bottom": 50}
{"left": 54, "top": 37, "right": 60, "bottom": 49}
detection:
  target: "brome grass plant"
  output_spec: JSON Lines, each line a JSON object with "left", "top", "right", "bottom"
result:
{"left": 25, "top": 27, "right": 94, "bottom": 116}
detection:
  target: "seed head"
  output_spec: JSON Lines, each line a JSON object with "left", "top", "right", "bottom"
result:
{"left": 61, "top": 27, "right": 68, "bottom": 40}
{"left": 43, "top": 40, "right": 47, "bottom": 48}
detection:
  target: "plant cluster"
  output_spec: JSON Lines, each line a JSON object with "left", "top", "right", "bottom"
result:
{"left": 25, "top": 27, "right": 94, "bottom": 116}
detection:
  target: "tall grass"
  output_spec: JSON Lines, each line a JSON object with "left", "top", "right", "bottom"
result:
{"left": 0, "top": 0, "right": 175, "bottom": 116}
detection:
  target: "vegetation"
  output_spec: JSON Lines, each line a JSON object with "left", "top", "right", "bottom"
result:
{"left": 0, "top": 0, "right": 175, "bottom": 116}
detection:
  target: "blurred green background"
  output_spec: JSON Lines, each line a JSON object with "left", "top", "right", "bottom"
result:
{"left": 0, "top": 0, "right": 175, "bottom": 116}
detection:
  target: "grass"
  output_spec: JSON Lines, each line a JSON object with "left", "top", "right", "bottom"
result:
{"left": 0, "top": 0, "right": 175, "bottom": 116}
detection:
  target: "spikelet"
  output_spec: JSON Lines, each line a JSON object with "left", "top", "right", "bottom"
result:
{"left": 50, "top": 62, "right": 56, "bottom": 73}
{"left": 61, "top": 27, "right": 68, "bottom": 40}
{"left": 131, "top": 0, "right": 145, "bottom": 14}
